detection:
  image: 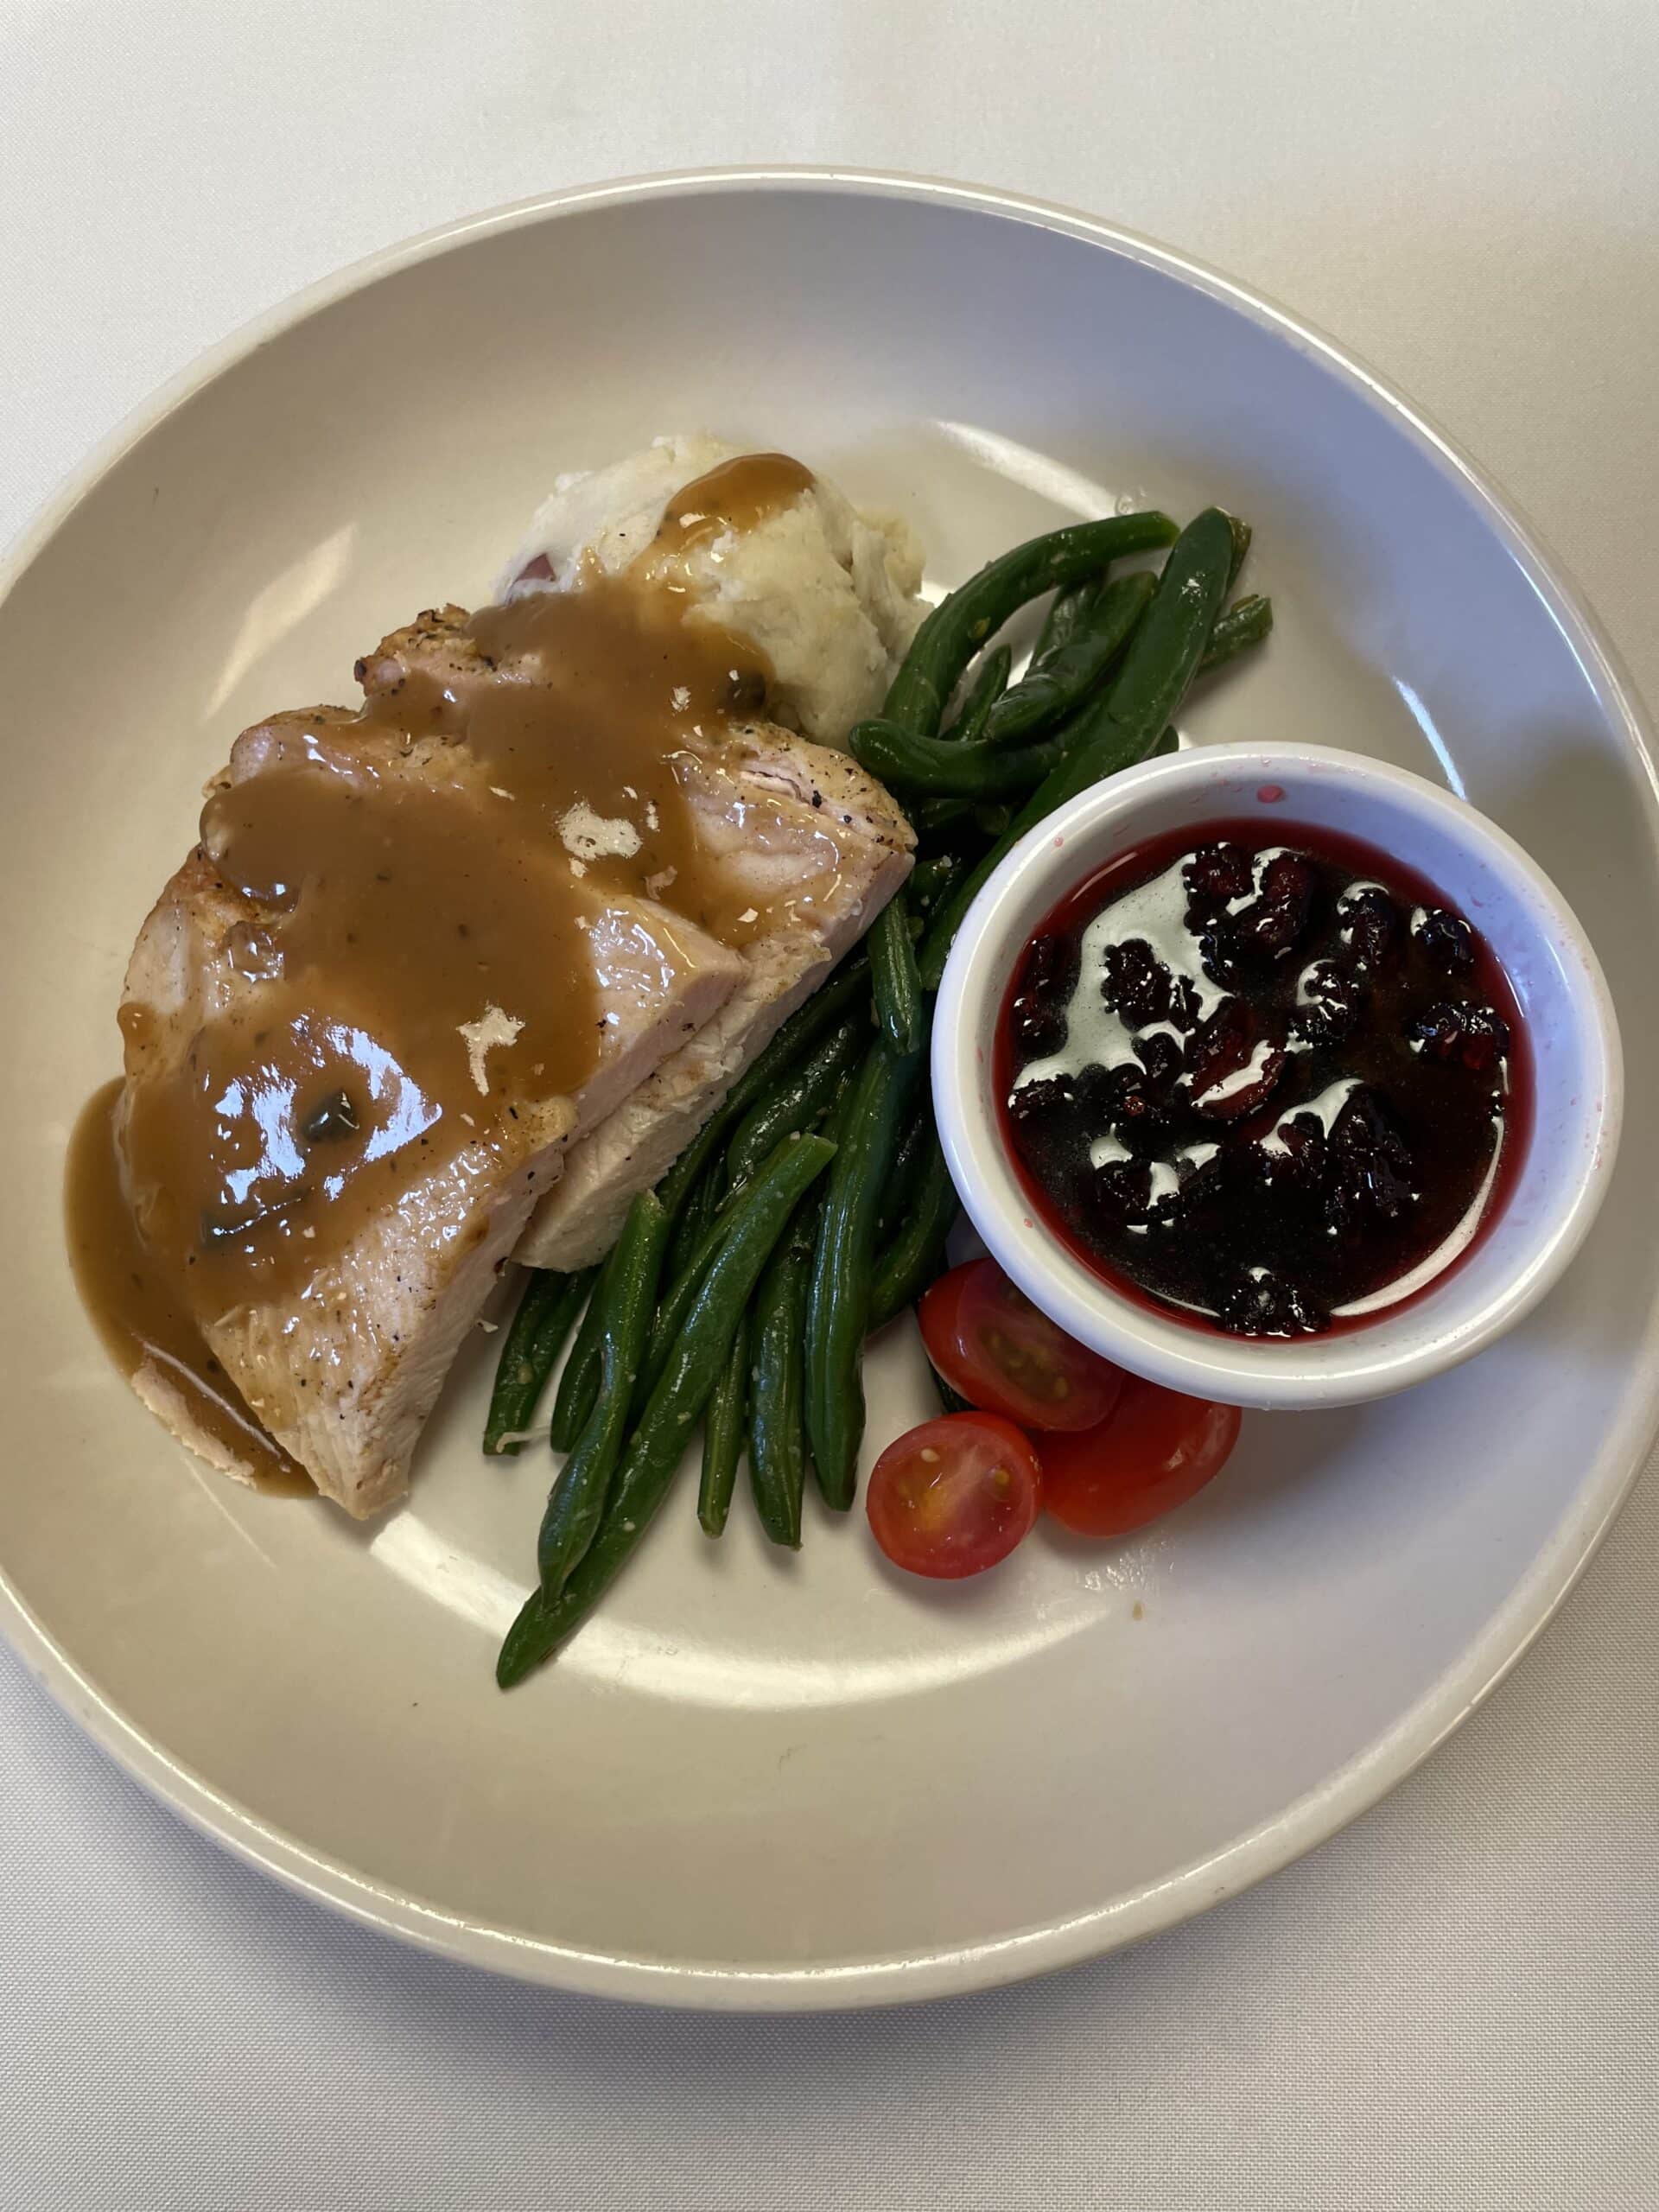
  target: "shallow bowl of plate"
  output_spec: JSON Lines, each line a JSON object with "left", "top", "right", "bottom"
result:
{"left": 4, "top": 170, "right": 1659, "bottom": 2006}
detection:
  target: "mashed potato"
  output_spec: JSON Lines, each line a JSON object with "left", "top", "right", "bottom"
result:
{"left": 495, "top": 435, "right": 927, "bottom": 747}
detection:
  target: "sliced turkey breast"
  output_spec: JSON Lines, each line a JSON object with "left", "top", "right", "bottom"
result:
{"left": 97, "top": 444, "right": 918, "bottom": 1516}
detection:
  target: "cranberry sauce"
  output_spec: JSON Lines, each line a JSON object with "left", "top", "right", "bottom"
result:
{"left": 997, "top": 821, "right": 1530, "bottom": 1338}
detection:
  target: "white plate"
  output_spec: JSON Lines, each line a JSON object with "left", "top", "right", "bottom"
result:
{"left": 3, "top": 171, "right": 1656, "bottom": 2010}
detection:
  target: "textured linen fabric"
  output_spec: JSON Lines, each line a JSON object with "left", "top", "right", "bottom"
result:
{"left": 3, "top": 4, "right": 1656, "bottom": 2205}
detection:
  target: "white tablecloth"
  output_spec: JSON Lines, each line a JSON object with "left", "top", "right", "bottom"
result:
{"left": 3, "top": 5, "right": 1656, "bottom": 2204}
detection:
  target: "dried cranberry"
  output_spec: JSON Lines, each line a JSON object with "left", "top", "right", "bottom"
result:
{"left": 1134, "top": 1028, "right": 1185, "bottom": 1091}
{"left": 1172, "top": 1148, "right": 1230, "bottom": 1240}
{"left": 1198, "top": 919, "right": 1247, "bottom": 992}
{"left": 1327, "top": 1154, "right": 1414, "bottom": 1236}
{"left": 1324, "top": 1090, "right": 1416, "bottom": 1230}
{"left": 1413, "top": 906, "right": 1477, "bottom": 972}
{"left": 1339, "top": 884, "right": 1400, "bottom": 969}
{"left": 1292, "top": 958, "right": 1365, "bottom": 1047}
{"left": 1183, "top": 842, "right": 1255, "bottom": 911}
{"left": 1241, "top": 850, "right": 1318, "bottom": 957}
{"left": 1200, "top": 1050, "right": 1287, "bottom": 1122}
{"left": 1185, "top": 1000, "right": 1250, "bottom": 1091}
{"left": 1022, "top": 932, "right": 1076, "bottom": 994}
{"left": 1101, "top": 937, "right": 1173, "bottom": 1027}
{"left": 1006, "top": 1074, "right": 1074, "bottom": 1133}
{"left": 1218, "top": 1271, "right": 1328, "bottom": 1337}
{"left": 1332, "top": 1087, "right": 1414, "bottom": 1173}
{"left": 1010, "top": 933, "right": 1077, "bottom": 1055}
{"left": 1186, "top": 1004, "right": 1287, "bottom": 1121}
{"left": 1409, "top": 1001, "right": 1510, "bottom": 1075}
{"left": 1102, "top": 1063, "right": 1174, "bottom": 1155}
{"left": 1325, "top": 1133, "right": 1415, "bottom": 1232}
{"left": 1256, "top": 1111, "right": 1330, "bottom": 1200}
{"left": 1147, "top": 1166, "right": 1185, "bottom": 1222}
{"left": 1009, "top": 992, "right": 1068, "bottom": 1058}
{"left": 1087, "top": 1156, "right": 1152, "bottom": 1228}
{"left": 1065, "top": 1059, "right": 1115, "bottom": 1124}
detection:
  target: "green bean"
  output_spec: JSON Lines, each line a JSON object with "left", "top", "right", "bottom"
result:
{"left": 979, "top": 572, "right": 1155, "bottom": 747}
{"left": 661, "top": 948, "right": 871, "bottom": 1220}
{"left": 1198, "top": 593, "right": 1273, "bottom": 674}
{"left": 851, "top": 715, "right": 1067, "bottom": 801}
{"left": 641, "top": 1016, "right": 865, "bottom": 1406}
{"left": 883, "top": 512, "right": 1177, "bottom": 739}
{"left": 912, "top": 792, "right": 982, "bottom": 839}
{"left": 855, "top": 564, "right": 1158, "bottom": 798}
{"left": 639, "top": 1208, "right": 737, "bottom": 1408}
{"left": 652, "top": 1108, "right": 734, "bottom": 1230}
{"left": 869, "top": 1134, "right": 960, "bottom": 1330}
{"left": 482, "top": 1268, "right": 594, "bottom": 1455}
{"left": 866, "top": 515, "right": 1173, "bottom": 1056}
{"left": 1084, "top": 507, "right": 1237, "bottom": 753}
{"left": 916, "top": 721, "right": 1184, "bottom": 995}
{"left": 804, "top": 1038, "right": 925, "bottom": 1508}
{"left": 637, "top": 946, "right": 867, "bottom": 1306}
{"left": 723, "top": 1013, "right": 864, "bottom": 1195}
{"left": 1029, "top": 573, "right": 1105, "bottom": 664}
{"left": 697, "top": 1312, "right": 749, "bottom": 1537}
{"left": 548, "top": 1279, "right": 607, "bottom": 1452}
{"left": 874, "top": 1098, "right": 947, "bottom": 1249}
{"left": 747, "top": 1201, "right": 817, "bottom": 1548}
{"left": 917, "top": 509, "right": 1236, "bottom": 988}
{"left": 536, "top": 1193, "right": 671, "bottom": 1595}
{"left": 906, "top": 851, "right": 963, "bottom": 908}
{"left": 569, "top": 955, "right": 859, "bottom": 1447}
{"left": 879, "top": 1106, "right": 932, "bottom": 1232}
{"left": 940, "top": 644, "right": 1012, "bottom": 744}
{"left": 1225, "top": 513, "right": 1252, "bottom": 588}
{"left": 730, "top": 948, "right": 869, "bottom": 1102}
{"left": 913, "top": 846, "right": 985, "bottom": 925}
{"left": 868, "top": 896, "right": 926, "bottom": 1057}
{"left": 550, "top": 1113, "right": 724, "bottom": 1452}
{"left": 497, "top": 1133, "right": 836, "bottom": 1685}
{"left": 546, "top": 978, "right": 843, "bottom": 1459}
{"left": 666, "top": 1152, "right": 721, "bottom": 1282}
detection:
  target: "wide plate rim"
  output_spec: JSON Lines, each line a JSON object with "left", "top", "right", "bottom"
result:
{"left": 4, "top": 165, "right": 1656, "bottom": 2011}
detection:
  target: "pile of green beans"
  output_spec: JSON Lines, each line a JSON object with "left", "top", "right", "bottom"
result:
{"left": 483, "top": 502, "right": 1274, "bottom": 1684}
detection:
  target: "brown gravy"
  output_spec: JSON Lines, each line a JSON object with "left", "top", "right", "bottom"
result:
{"left": 66, "top": 1083, "right": 313, "bottom": 1494}
{"left": 648, "top": 451, "right": 817, "bottom": 566}
{"left": 69, "top": 450, "right": 823, "bottom": 1477}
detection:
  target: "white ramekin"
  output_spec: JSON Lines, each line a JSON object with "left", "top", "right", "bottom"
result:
{"left": 932, "top": 742, "right": 1623, "bottom": 1410}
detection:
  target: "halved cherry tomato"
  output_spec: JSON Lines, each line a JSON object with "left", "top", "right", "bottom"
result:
{"left": 918, "top": 1259, "right": 1125, "bottom": 1433}
{"left": 866, "top": 1413, "right": 1042, "bottom": 1579}
{"left": 1037, "top": 1376, "right": 1241, "bottom": 1538}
